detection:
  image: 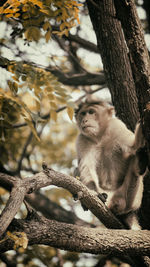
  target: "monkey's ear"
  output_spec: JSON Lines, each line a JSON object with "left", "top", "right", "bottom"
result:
{"left": 108, "top": 106, "right": 115, "bottom": 116}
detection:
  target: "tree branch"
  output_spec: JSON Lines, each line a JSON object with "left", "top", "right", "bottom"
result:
{"left": 25, "top": 192, "right": 92, "bottom": 227}
{"left": 0, "top": 167, "right": 123, "bottom": 237}
{"left": 0, "top": 170, "right": 150, "bottom": 262}
{"left": 0, "top": 179, "right": 28, "bottom": 237}
{"left": 0, "top": 55, "right": 105, "bottom": 86}
{"left": 0, "top": 174, "right": 92, "bottom": 227}
{"left": 64, "top": 33, "right": 99, "bottom": 53}
{"left": 1, "top": 216, "right": 150, "bottom": 256}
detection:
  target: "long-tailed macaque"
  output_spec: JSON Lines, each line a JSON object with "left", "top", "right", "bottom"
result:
{"left": 75, "top": 99, "right": 147, "bottom": 229}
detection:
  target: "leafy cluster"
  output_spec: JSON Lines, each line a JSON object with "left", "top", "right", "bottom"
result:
{"left": 0, "top": 0, "right": 82, "bottom": 41}
{"left": 0, "top": 60, "right": 75, "bottom": 142}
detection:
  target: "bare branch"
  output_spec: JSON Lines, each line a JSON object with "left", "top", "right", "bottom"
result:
{"left": 25, "top": 192, "right": 92, "bottom": 227}
{"left": 0, "top": 179, "right": 28, "bottom": 237}
{"left": 0, "top": 168, "right": 123, "bottom": 237}
{"left": 47, "top": 68, "right": 105, "bottom": 86}
{"left": 0, "top": 55, "right": 105, "bottom": 86}
{"left": 64, "top": 33, "right": 99, "bottom": 53}
{"left": 1, "top": 216, "right": 150, "bottom": 256}
{"left": 54, "top": 35, "right": 86, "bottom": 73}
{"left": 0, "top": 174, "right": 92, "bottom": 227}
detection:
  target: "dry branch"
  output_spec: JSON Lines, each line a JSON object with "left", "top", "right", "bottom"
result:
{"left": 0, "top": 216, "right": 150, "bottom": 256}
{"left": 0, "top": 55, "right": 105, "bottom": 86}
{"left": 0, "top": 169, "right": 150, "bottom": 258}
{"left": 0, "top": 167, "right": 123, "bottom": 237}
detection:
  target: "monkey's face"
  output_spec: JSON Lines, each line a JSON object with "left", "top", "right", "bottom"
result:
{"left": 76, "top": 104, "right": 111, "bottom": 138}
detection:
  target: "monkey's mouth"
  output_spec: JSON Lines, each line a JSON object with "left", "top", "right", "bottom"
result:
{"left": 83, "top": 125, "right": 93, "bottom": 129}
{"left": 83, "top": 126, "right": 93, "bottom": 130}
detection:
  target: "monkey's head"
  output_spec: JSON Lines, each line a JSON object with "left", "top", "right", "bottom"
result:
{"left": 75, "top": 99, "right": 114, "bottom": 138}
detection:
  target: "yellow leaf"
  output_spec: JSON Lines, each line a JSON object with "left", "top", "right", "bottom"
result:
{"left": 6, "top": 13, "right": 14, "bottom": 18}
{"left": 40, "top": 8, "right": 50, "bottom": 15}
{"left": 43, "top": 21, "right": 51, "bottom": 31}
{"left": 7, "top": 64, "right": 15, "bottom": 73}
{"left": 62, "top": 8, "right": 68, "bottom": 20}
{"left": 64, "top": 29, "right": 69, "bottom": 37}
{"left": 6, "top": 231, "right": 28, "bottom": 250}
{"left": 50, "top": 101, "right": 57, "bottom": 109}
{"left": 25, "top": 26, "right": 41, "bottom": 42}
{"left": 67, "top": 107, "right": 74, "bottom": 121}
{"left": 22, "top": 5, "right": 28, "bottom": 12}
{"left": 50, "top": 110, "right": 57, "bottom": 122}
{"left": 0, "top": 7, "right": 4, "bottom": 14}
{"left": 32, "top": 0, "right": 43, "bottom": 8}
{"left": 47, "top": 93, "right": 55, "bottom": 100}
{"left": 56, "top": 96, "right": 67, "bottom": 104}
{"left": 24, "top": 118, "right": 40, "bottom": 141}
{"left": 14, "top": 13, "right": 20, "bottom": 18}
{"left": 45, "top": 30, "right": 51, "bottom": 42}
{"left": 12, "top": 75, "right": 19, "bottom": 81}
{"left": 56, "top": 16, "right": 61, "bottom": 23}
{"left": 44, "top": 86, "right": 53, "bottom": 93}
{"left": 60, "top": 22, "right": 66, "bottom": 31}
{"left": 12, "top": 82, "right": 18, "bottom": 93}
{"left": 8, "top": 80, "right": 18, "bottom": 93}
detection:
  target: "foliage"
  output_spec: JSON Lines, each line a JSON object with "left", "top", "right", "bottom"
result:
{"left": 0, "top": 0, "right": 83, "bottom": 143}
{"left": 6, "top": 231, "right": 28, "bottom": 250}
{"left": 0, "top": 0, "right": 82, "bottom": 40}
{"left": 0, "top": 60, "right": 75, "bottom": 140}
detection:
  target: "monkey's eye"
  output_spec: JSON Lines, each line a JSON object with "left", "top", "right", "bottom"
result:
{"left": 80, "top": 111, "right": 86, "bottom": 116}
{"left": 88, "top": 109, "right": 95, "bottom": 114}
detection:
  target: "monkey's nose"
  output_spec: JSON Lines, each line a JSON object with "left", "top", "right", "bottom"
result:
{"left": 83, "top": 119, "right": 88, "bottom": 124}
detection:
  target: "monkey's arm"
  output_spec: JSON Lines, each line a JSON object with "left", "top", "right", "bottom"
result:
{"left": 76, "top": 135, "right": 104, "bottom": 194}
{"left": 78, "top": 156, "right": 100, "bottom": 192}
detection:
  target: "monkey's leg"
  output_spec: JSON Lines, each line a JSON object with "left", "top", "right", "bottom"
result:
{"left": 118, "top": 211, "right": 141, "bottom": 230}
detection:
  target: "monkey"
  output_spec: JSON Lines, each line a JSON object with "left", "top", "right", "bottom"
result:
{"left": 75, "top": 98, "right": 148, "bottom": 229}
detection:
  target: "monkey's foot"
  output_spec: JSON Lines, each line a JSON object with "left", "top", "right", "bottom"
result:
{"left": 98, "top": 193, "right": 108, "bottom": 203}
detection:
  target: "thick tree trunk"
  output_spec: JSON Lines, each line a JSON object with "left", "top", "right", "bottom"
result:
{"left": 114, "top": 0, "right": 150, "bottom": 146}
{"left": 87, "top": 0, "right": 139, "bottom": 131}
{"left": 86, "top": 0, "right": 150, "bottom": 264}
{"left": 87, "top": 0, "right": 150, "bottom": 228}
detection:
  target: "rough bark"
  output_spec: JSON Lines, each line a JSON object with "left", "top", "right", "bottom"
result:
{"left": 114, "top": 0, "right": 150, "bottom": 162}
{"left": 87, "top": 0, "right": 139, "bottom": 131}
{"left": 0, "top": 169, "right": 123, "bottom": 237}
{"left": 0, "top": 170, "right": 150, "bottom": 265}
{"left": 1, "top": 216, "right": 150, "bottom": 256}
{"left": 86, "top": 0, "right": 150, "bottom": 232}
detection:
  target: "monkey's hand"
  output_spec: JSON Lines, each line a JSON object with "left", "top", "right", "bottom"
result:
{"left": 98, "top": 193, "right": 108, "bottom": 203}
